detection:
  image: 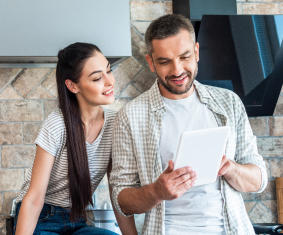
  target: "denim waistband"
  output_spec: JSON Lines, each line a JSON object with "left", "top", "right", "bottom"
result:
{"left": 13, "top": 202, "right": 91, "bottom": 235}
{"left": 15, "top": 202, "right": 71, "bottom": 216}
{"left": 41, "top": 203, "right": 71, "bottom": 215}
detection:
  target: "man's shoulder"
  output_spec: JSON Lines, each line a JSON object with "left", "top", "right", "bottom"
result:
{"left": 197, "top": 82, "right": 246, "bottom": 122}
{"left": 116, "top": 89, "right": 152, "bottom": 124}
{"left": 124, "top": 89, "right": 151, "bottom": 111}
{"left": 198, "top": 82, "right": 242, "bottom": 105}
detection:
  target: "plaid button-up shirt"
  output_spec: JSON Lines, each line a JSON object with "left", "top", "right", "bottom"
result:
{"left": 110, "top": 80, "right": 268, "bottom": 235}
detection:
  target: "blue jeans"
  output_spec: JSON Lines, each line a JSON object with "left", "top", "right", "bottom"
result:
{"left": 13, "top": 202, "right": 118, "bottom": 235}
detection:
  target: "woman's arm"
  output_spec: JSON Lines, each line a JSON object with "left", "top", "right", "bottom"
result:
{"left": 107, "top": 163, "right": 138, "bottom": 235}
{"left": 15, "top": 146, "right": 55, "bottom": 235}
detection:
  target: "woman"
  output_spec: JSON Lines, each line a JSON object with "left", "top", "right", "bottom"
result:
{"left": 13, "top": 42, "right": 119, "bottom": 234}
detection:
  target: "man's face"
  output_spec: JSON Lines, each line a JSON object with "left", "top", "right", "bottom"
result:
{"left": 146, "top": 29, "right": 199, "bottom": 99}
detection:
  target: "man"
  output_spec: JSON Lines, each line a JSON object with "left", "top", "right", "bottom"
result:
{"left": 110, "top": 14, "right": 267, "bottom": 235}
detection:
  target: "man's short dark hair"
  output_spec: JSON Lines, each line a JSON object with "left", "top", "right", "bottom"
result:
{"left": 145, "top": 14, "right": 196, "bottom": 54}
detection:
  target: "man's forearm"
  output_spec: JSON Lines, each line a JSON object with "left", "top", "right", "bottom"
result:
{"left": 109, "top": 182, "right": 138, "bottom": 235}
{"left": 224, "top": 162, "right": 262, "bottom": 192}
{"left": 113, "top": 210, "right": 137, "bottom": 235}
{"left": 117, "top": 161, "right": 196, "bottom": 215}
{"left": 118, "top": 183, "right": 161, "bottom": 215}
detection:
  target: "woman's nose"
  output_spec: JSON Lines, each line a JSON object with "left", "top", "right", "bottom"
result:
{"left": 104, "top": 73, "right": 115, "bottom": 86}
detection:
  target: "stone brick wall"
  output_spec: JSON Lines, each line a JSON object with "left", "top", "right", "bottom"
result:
{"left": 0, "top": 0, "right": 283, "bottom": 234}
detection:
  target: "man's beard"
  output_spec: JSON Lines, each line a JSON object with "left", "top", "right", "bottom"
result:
{"left": 156, "top": 67, "right": 198, "bottom": 95}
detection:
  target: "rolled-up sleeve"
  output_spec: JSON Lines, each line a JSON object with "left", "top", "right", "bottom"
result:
{"left": 109, "top": 109, "right": 140, "bottom": 216}
{"left": 234, "top": 96, "right": 268, "bottom": 193}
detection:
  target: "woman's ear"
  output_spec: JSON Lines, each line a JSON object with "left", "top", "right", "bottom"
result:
{"left": 65, "top": 79, "right": 79, "bottom": 94}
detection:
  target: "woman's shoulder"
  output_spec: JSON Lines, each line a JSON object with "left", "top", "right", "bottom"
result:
{"left": 39, "top": 109, "right": 66, "bottom": 140}
{"left": 35, "top": 109, "right": 66, "bottom": 157}
{"left": 44, "top": 109, "right": 65, "bottom": 128}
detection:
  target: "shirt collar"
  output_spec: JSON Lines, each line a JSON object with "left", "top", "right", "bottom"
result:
{"left": 149, "top": 79, "right": 209, "bottom": 111}
{"left": 149, "top": 80, "right": 165, "bottom": 112}
{"left": 148, "top": 79, "right": 226, "bottom": 118}
{"left": 194, "top": 80, "right": 227, "bottom": 120}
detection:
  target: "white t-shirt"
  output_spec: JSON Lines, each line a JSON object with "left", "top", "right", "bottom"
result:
{"left": 160, "top": 90, "right": 225, "bottom": 235}
{"left": 16, "top": 108, "right": 116, "bottom": 208}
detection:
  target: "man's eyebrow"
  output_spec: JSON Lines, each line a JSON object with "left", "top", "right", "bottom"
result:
{"left": 88, "top": 62, "right": 110, "bottom": 77}
{"left": 156, "top": 57, "right": 170, "bottom": 61}
{"left": 155, "top": 51, "right": 192, "bottom": 61}
{"left": 179, "top": 50, "right": 191, "bottom": 57}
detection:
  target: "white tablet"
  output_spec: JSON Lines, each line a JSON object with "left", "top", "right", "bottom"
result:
{"left": 174, "top": 126, "right": 230, "bottom": 186}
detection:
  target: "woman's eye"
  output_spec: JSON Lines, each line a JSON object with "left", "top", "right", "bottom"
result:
{"left": 107, "top": 68, "right": 113, "bottom": 74}
{"left": 92, "top": 77, "right": 101, "bottom": 81}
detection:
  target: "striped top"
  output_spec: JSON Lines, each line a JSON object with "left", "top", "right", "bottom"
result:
{"left": 16, "top": 108, "right": 116, "bottom": 208}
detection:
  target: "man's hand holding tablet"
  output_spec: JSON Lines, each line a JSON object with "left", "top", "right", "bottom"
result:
{"left": 153, "top": 160, "right": 197, "bottom": 201}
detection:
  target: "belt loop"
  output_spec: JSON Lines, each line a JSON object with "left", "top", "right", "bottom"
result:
{"left": 50, "top": 205, "right": 55, "bottom": 216}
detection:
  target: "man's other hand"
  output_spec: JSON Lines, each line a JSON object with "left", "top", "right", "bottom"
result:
{"left": 217, "top": 155, "right": 261, "bottom": 192}
{"left": 218, "top": 155, "right": 236, "bottom": 179}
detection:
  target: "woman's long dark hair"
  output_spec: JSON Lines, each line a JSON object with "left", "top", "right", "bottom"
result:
{"left": 56, "top": 42, "right": 101, "bottom": 221}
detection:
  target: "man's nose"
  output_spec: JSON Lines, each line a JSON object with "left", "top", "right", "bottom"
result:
{"left": 170, "top": 61, "right": 183, "bottom": 77}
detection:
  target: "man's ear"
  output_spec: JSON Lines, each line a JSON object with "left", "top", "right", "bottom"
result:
{"left": 145, "top": 54, "right": 155, "bottom": 73}
{"left": 195, "top": 42, "right": 200, "bottom": 62}
{"left": 65, "top": 79, "right": 79, "bottom": 94}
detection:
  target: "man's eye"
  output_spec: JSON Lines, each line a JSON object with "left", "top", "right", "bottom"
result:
{"left": 181, "top": 56, "right": 191, "bottom": 60}
{"left": 159, "top": 61, "right": 169, "bottom": 65}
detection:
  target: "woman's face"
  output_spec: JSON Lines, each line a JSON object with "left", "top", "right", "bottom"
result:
{"left": 73, "top": 51, "right": 115, "bottom": 106}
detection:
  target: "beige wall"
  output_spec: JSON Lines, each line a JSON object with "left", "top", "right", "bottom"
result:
{"left": 0, "top": 0, "right": 283, "bottom": 234}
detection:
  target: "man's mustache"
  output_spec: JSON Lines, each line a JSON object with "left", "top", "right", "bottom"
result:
{"left": 165, "top": 72, "right": 192, "bottom": 81}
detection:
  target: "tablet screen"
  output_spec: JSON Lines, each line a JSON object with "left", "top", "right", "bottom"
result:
{"left": 174, "top": 126, "right": 230, "bottom": 186}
